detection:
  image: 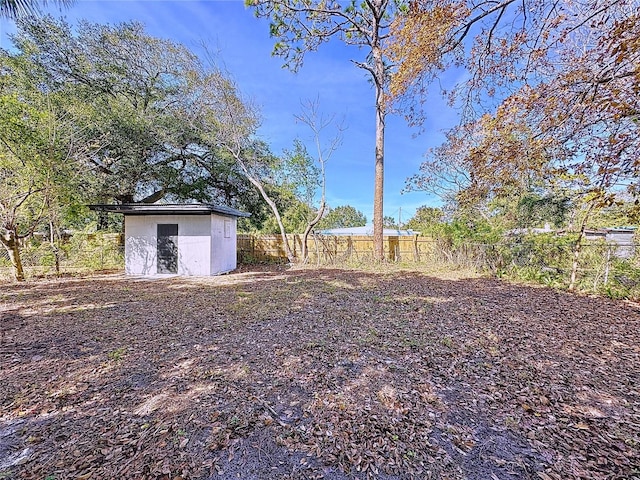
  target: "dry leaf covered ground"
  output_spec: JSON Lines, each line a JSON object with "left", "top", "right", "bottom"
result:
{"left": 1, "top": 266, "right": 639, "bottom": 480}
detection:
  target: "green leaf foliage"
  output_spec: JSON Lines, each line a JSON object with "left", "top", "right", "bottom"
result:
{"left": 8, "top": 16, "right": 262, "bottom": 208}
{"left": 317, "top": 205, "right": 367, "bottom": 229}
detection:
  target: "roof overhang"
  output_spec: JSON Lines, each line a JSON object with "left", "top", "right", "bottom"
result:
{"left": 88, "top": 203, "right": 251, "bottom": 218}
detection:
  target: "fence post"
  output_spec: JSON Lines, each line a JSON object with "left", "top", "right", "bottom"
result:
{"left": 100, "top": 234, "right": 104, "bottom": 270}
{"left": 251, "top": 235, "right": 255, "bottom": 261}
{"left": 603, "top": 246, "right": 612, "bottom": 286}
{"left": 313, "top": 231, "right": 320, "bottom": 266}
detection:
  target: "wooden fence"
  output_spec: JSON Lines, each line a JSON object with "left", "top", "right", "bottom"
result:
{"left": 237, "top": 234, "right": 440, "bottom": 264}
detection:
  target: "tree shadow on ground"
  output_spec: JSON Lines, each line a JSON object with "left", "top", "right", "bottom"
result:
{"left": 1, "top": 268, "right": 638, "bottom": 479}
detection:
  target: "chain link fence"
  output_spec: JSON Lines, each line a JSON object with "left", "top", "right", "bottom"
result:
{"left": 237, "top": 233, "right": 640, "bottom": 300}
{"left": 0, "top": 233, "right": 124, "bottom": 281}
{"left": 489, "top": 237, "right": 639, "bottom": 299}
{"left": 3, "top": 231, "right": 638, "bottom": 300}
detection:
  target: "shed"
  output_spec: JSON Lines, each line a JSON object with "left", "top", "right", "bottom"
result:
{"left": 89, "top": 203, "right": 250, "bottom": 276}
{"left": 584, "top": 227, "right": 636, "bottom": 259}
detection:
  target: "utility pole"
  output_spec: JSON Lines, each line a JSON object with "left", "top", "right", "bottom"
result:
{"left": 398, "top": 207, "right": 402, "bottom": 228}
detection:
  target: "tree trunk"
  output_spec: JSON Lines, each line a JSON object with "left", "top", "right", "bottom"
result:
{"left": 49, "top": 219, "right": 60, "bottom": 276}
{"left": 568, "top": 241, "right": 581, "bottom": 291}
{"left": 301, "top": 200, "right": 326, "bottom": 264}
{"left": 568, "top": 202, "right": 594, "bottom": 291}
{"left": 372, "top": 37, "right": 386, "bottom": 262}
{"left": 253, "top": 179, "right": 296, "bottom": 263}
{"left": 235, "top": 157, "right": 296, "bottom": 263}
{"left": 1, "top": 229, "right": 26, "bottom": 282}
{"left": 140, "top": 189, "right": 166, "bottom": 204}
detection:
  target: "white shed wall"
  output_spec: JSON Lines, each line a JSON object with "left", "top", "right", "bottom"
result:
{"left": 124, "top": 215, "right": 212, "bottom": 276}
{"left": 178, "top": 215, "right": 212, "bottom": 275}
{"left": 211, "top": 214, "right": 238, "bottom": 274}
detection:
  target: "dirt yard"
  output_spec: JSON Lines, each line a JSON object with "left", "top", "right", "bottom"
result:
{"left": 1, "top": 266, "right": 639, "bottom": 480}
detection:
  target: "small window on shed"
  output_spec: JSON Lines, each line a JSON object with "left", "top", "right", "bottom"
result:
{"left": 224, "top": 219, "right": 231, "bottom": 238}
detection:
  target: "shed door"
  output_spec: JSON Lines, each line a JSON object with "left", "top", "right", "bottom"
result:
{"left": 157, "top": 224, "right": 178, "bottom": 274}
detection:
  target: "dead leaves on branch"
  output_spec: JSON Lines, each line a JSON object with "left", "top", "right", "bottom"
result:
{"left": 386, "top": 1, "right": 467, "bottom": 99}
{"left": 1, "top": 268, "right": 639, "bottom": 479}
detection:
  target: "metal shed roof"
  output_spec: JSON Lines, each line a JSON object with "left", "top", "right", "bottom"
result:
{"left": 89, "top": 203, "right": 251, "bottom": 218}
{"left": 317, "top": 226, "right": 419, "bottom": 236}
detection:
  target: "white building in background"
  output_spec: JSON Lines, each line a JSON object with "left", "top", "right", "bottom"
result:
{"left": 317, "top": 226, "right": 420, "bottom": 236}
{"left": 89, "top": 204, "right": 250, "bottom": 276}
{"left": 584, "top": 227, "right": 637, "bottom": 259}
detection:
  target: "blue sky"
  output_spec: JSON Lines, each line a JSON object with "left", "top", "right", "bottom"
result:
{"left": 0, "top": 0, "right": 461, "bottom": 224}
